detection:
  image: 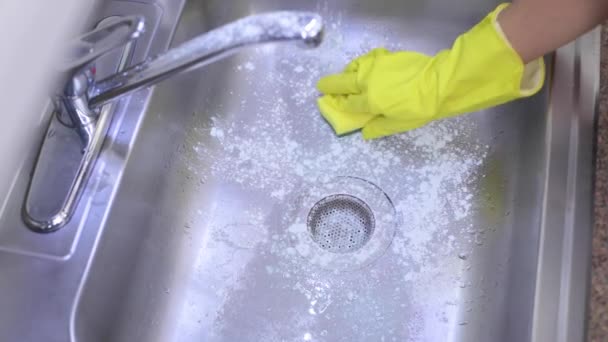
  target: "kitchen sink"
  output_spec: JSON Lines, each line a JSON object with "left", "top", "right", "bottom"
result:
{"left": 0, "top": 0, "right": 599, "bottom": 341}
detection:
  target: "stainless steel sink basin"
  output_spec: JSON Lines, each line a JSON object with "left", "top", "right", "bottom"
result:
{"left": 0, "top": 0, "right": 599, "bottom": 341}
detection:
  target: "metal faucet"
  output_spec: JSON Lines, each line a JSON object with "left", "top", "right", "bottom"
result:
{"left": 23, "top": 11, "right": 324, "bottom": 232}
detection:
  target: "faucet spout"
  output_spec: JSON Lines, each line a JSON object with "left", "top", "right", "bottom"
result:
{"left": 89, "top": 11, "right": 323, "bottom": 107}
{"left": 23, "top": 10, "right": 323, "bottom": 232}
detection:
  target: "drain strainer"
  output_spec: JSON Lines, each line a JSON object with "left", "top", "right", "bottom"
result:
{"left": 307, "top": 194, "right": 375, "bottom": 253}
{"left": 288, "top": 176, "right": 396, "bottom": 272}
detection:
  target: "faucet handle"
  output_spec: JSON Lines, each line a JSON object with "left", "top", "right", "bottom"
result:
{"left": 58, "top": 15, "right": 145, "bottom": 72}
{"left": 22, "top": 16, "right": 141, "bottom": 233}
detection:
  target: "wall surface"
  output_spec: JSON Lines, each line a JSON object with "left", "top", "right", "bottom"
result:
{"left": 0, "top": 0, "right": 96, "bottom": 200}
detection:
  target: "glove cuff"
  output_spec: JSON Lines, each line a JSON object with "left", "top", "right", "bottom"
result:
{"left": 492, "top": 3, "right": 545, "bottom": 97}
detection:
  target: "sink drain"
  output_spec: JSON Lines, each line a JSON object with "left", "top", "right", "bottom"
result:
{"left": 288, "top": 176, "right": 396, "bottom": 272}
{"left": 307, "top": 194, "right": 375, "bottom": 253}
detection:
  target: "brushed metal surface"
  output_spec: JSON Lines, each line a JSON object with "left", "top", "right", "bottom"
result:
{"left": 0, "top": 0, "right": 598, "bottom": 341}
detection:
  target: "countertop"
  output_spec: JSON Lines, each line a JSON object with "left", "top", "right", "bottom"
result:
{"left": 588, "top": 25, "right": 608, "bottom": 342}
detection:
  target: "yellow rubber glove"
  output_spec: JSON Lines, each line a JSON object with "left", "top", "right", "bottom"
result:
{"left": 317, "top": 3, "right": 545, "bottom": 139}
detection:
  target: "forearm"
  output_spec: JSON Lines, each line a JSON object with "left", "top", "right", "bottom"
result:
{"left": 498, "top": 0, "right": 608, "bottom": 63}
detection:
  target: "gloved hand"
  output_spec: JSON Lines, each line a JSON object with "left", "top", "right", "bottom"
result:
{"left": 317, "top": 3, "right": 545, "bottom": 139}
